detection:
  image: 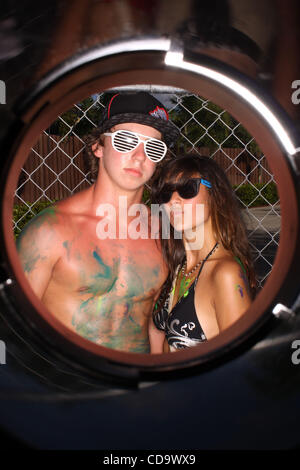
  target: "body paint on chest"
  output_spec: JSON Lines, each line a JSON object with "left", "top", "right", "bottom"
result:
{"left": 92, "top": 249, "right": 112, "bottom": 279}
{"left": 63, "top": 240, "right": 72, "bottom": 260}
{"left": 72, "top": 250, "right": 119, "bottom": 338}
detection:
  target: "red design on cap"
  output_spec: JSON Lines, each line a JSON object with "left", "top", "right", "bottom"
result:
{"left": 149, "top": 106, "right": 169, "bottom": 121}
{"left": 107, "top": 93, "right": 119, "bottom": 118}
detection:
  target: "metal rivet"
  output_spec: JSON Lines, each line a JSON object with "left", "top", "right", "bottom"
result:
{"left": 272, "top": 303, "right": 295, "bottom": 319}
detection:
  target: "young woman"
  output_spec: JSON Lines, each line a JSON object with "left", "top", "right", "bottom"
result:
{"left": 149, "top": 154, "right": 256, "bottom": 353}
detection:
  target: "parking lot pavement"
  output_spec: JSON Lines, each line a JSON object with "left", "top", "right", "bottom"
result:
{"left": 243, "top": 205, "right": 281, "bottom": 234}
{"left": 241, "top": 206, "right": 281, "bottom": 284}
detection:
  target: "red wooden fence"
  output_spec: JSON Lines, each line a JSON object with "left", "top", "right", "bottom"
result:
{"left": 15, "top": 134, "right": 274, "bottom": 204}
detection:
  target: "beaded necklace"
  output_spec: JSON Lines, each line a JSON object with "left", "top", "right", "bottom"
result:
{"left": 176, "top": 242, "right": 219, "bottom": 302}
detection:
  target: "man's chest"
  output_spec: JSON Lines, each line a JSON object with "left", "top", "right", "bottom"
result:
{"left": 52, "top": 236, "right": 166, "bottom": 301}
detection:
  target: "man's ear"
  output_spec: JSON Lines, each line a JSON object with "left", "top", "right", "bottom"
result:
{"left": 92, "top": 142, "right": 103, "bottom": 158}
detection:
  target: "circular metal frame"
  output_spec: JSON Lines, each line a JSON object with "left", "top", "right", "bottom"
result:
{"left": 0, "top": 39, "right": 300, "bottom": 383}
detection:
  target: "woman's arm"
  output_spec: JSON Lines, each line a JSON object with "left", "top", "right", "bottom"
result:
{"left": 211, "top": 260, "right": 252, "bottom": 331}
{"left": 148, "top": 315, "right": 165, "bottom": 354}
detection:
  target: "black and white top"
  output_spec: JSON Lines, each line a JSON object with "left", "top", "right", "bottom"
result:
{"left": 153, "top": 252, "right": 247, "bottom": 351}
{"left": 153, "top": 264, "right": 207, "bottom": 351}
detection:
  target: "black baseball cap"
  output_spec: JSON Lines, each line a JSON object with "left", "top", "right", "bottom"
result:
{"left": 98, "top": 91, "right": 180, "bottom": 147}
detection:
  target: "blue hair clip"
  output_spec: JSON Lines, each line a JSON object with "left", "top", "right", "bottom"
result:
{"left": 200, "top": 178, "right": 212, "bottom": 188}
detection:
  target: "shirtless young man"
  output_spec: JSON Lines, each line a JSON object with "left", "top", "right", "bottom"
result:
{"left": 17, "top": 92, "right": 179, "bottom": 353}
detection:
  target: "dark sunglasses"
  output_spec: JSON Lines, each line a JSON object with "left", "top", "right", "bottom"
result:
{"left": 156, "top": 178, "right": 212, "bottom": 204}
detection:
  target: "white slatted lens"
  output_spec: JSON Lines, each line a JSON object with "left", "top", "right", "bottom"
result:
{"left": 113, "top": 130, "right": 139, "bottom": 152}
{"left": 104, "top": 130, "right": 167, "bottom": 162}
{"left": 145, "top": 139, "right": 166, "bottom": 162}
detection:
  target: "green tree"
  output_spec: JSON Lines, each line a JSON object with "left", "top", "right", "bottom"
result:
{"left": 46, "top": 93, "right": 115, "bottom": 138}
{"left": 169, "top": 94, "right": 261, "bottom": 155}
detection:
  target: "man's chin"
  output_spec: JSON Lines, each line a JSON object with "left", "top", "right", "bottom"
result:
{"left": 119, "top": 182, "right": 146, "bottom": 193}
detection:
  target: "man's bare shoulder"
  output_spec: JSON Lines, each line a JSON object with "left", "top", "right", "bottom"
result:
{"left": 21, "top": 187, "right": 93, "bottom": 234}
{"left": 16, "top": 204, "right": 66, "bottom": 249}
{"left": 57, "top": 187, "right": 93, "bottom": 215}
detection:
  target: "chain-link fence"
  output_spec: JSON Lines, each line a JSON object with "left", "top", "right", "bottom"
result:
{"left": 13, "top": 86, "right": 280, "bottom": 289}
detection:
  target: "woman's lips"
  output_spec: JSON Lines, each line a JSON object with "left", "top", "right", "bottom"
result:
{"left": 124, "top": 168, "right": 142, "bottom": 177}
{"left": 169, "top": 206, "right": 183, "bottom": 214}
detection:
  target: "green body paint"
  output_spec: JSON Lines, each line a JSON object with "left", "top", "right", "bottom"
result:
{"left": 71, "top": 249, "right": 158, "bottom": 352}
{"left": 16, "top": 206, "right": 58, "bottom": 273}
{"left": 23, "top": 254, "right": 41, "bottom": 273}
{"left": 235, "top": 284, "right": 244, "bottom": 298}
{"left": 92, "top": 249, "right": 111, "bottom": 279}
{"left": 72, "top": 249, "right": 120, "bottom": 338}
{"left": 63, "top": 240, "right": 71, "bottom": 260}
{"left": 178, "top": 275, "right": 194, "bottom": 300}
{"left": 235, "top": 258, "right": 251, "bottom": 297}
{"left": 123, "top": 264, "right": 144, "bottom": 298}
{"left": 18, "top": 206, "right": 58, "bottom": 240}
{"left": 234, "top": 256, "right": 247, "bottom": 274}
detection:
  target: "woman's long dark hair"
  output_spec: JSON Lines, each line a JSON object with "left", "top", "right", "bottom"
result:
{"left": 151, "top": 153, "right": 256, "bottom": 311}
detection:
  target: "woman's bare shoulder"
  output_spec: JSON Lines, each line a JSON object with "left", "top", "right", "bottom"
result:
{"left": 210, "top": 255, "right": 244, "bottom": 285}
